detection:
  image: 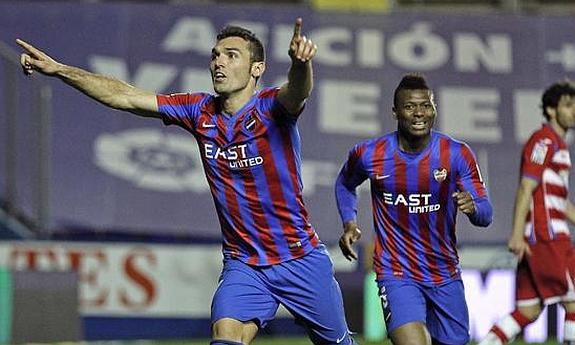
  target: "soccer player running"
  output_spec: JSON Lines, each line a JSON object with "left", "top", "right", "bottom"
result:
{"left": 335, "top": 74, "right": 493, "bottom": 345}
{"left": 17, "top": 18, "right": 357, "bottom": 345}
{"left": 479, "top": 81, "right": 575, "bottom": 345}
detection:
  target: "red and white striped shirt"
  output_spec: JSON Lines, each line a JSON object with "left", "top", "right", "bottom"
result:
{"left": 521, "top": 124, "right": 572, "bottom": 242}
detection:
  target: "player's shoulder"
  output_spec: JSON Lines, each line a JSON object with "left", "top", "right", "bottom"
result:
{"left": 523, "top": 125, "right": 559, "bottom": 150}
{"left": 432, "top": 131, "right": 479, "bottom": 159}
{"left": 160, "top": 91, "right": 214, "bottom": 107}
{"left": 357, "top": 133, "right": 393, "bottom": 150}
{"left": 163, "top": 91, "right": 212, "bottom": 100}
{"left": 256, "top": 86, "right": 281, "bottom": 100}
{"left": 433, "top": 131, "right": 467, "bottom": 147}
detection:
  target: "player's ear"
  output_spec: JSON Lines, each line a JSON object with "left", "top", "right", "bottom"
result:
{"left": 392, "top": 108, "right": 397, "bottom": 119}
{"left": 251, "top": 61, "right": 265, "bottom": 79}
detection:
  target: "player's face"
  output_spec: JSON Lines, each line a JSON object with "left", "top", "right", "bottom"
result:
{"left": 210, "top": 37, "right": 254, "bottom": 96}
{"left": 553, "top": 95, "right": 575, "bottom": 131}
{"left": 394, "top": 89, "right": 436, "bottom": 140}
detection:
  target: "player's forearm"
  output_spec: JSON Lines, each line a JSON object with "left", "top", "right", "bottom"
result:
{"left": 279, "top": 61, "right": 313, "bottom": 114}
{"left": 56, "top": 64, "right": 148, "bottom": 112}
{"left": 287, "top": 61, "right": 313, "bottom": 98}
{"left": 335, "top": 174, "right": 358, "bottom": 225}
{"left": 510, "top": 183, "right": 533, "bottom": 239}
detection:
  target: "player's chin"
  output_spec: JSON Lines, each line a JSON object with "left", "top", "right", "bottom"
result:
{"left": 409, "top": 128, "right": 431, "bottom": 138}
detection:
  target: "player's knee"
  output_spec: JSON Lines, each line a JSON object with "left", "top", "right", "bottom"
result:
{"left": 516, "top": 305, "right": 542, "bottom": 322}
{"left": 562, "top": 301, "right": 575, "bottom": 313}
{"left": 212, "top": 318, "right": 244, "bottom": 342}
{"left": 390, "top": 322, "right": 432, "bottom": 345}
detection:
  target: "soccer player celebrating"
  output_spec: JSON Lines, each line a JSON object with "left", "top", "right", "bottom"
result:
{"left": 18, "top": 18, "right": 357, "bottom": 345}
{"left": 479, "top": 81, "right": 575, "bottom": 345}
{"left": 335, "top": 74, "right": 493, "bottom": 345}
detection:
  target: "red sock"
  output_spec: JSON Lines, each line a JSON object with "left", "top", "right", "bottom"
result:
{"left": 511, "top": 309, "right": 532, "bottom": 328}
{"left": 566, "top": 312, "right": 575, "bottom": 321}
{"left": 490, "top": 325, "right": 509, "bottom": 343}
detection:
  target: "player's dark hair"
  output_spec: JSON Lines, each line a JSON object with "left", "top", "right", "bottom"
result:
{"left": 394, "top": 73, "right": 431, "bottom": 108}
{"left": 217, "top": 26, "right": 265, "bottom": 63}
{"left": 541, "top": 80, "right": 575, "bottom": 120}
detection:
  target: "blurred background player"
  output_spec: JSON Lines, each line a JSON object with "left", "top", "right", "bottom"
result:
{"left": 479, "top": 81, "right": 575, "bottom": 345}
{"left": 335, "top": 74, "right": 493, "bottom": 345}
{"left": 17, "top": 18, "right": 357, "bottom": 345}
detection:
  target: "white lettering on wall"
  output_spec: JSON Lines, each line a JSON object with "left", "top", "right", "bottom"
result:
{"left": 439, "top": 87, "right": 501, "bottom": 142}
{"left": 454, "top": 34, "right": 512, "bottom": 73}
{"left": 318, "top": 80, "right": 381, "bottom": 135}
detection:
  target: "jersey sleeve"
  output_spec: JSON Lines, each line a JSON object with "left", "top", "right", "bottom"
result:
{"left": 156, "top": 92, "right": 210, "bottom": 132}
{"left": 335, "top": 143, "right": 369, "bottom": 225}
{"left": 455, "top": 143, "right": 493, "bottom": 227}
{"left": 256, "top": 87, "right": 303, "bottom": 123}
{"left": 521, "top": 134, "right": 554, "bottom": 183}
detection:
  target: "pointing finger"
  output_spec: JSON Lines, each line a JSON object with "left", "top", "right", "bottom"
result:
{"left": 16, "top": 39, "right": 34, "bottom": 52}
{"left": 16, "top": 39, "right": 42, "bottom": 58}
{"left": 293, "top": 17, "right": 302, "bottom": 39}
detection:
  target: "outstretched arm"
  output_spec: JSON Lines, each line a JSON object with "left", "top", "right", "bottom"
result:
{"left": 277, "top": 18, "right": 317, "bottom": 115}
{"left": 17, "top": 39, "right": 160, "bottom": 118}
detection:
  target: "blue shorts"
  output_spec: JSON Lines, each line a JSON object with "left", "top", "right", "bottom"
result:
{"left": 212, "top": 245, "right": 353, "bottom": 345}
{"left": 377, "top": 278, "right": 469, "bottom": 345}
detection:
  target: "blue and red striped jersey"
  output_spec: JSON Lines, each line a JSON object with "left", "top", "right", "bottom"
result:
{"left": 156, "top": 87, "right": 319, "bottom": 266}
{"left": 336, "top": 131, "right": 492, "bottom": 285}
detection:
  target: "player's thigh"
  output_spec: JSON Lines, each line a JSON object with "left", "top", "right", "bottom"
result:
{"left": 377, "top": 279, "right": 427, "bottom": 335}
{"left": 524, "top": 241, "right": 573, "bottom": 302}
{"left": 273, "top": 246, "right": 353, "bottom": 345}
{"left": 425, "top": 279, "right": 469, "bottom": 345}
{"left": 515, "top": 258, "right": 540, "bottom": 306}
{"left": 211, "top": 259, "right": 278, "bottom": 331}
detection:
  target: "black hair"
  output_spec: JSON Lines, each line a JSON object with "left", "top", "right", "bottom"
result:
{"left": 541, "top": 80, "right": 575, "bottom": 120}
{"left": 393, "top": 73, "right": 431, "bottom": 108}
{"left": 217, "top": 26, "right": 265, "bottom": 63}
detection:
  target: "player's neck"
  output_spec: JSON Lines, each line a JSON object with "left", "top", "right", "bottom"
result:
{"left": 397, "top": 133, "right": 431, "bottom": 153}
{"left": 549, "top": 120, "right": 568, "bottom": 139}
{"left": 219, "top": 86, "right": 256, "bottom": 117}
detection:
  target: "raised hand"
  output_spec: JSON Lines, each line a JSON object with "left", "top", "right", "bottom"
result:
{"left": 288, "top": 18, "right": 317, "bottom": 63}
{"left": 16, "top": 39, "right": 63, "bottom": 76}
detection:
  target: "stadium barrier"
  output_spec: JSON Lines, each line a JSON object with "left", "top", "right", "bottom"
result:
{"left": 0, "top": 240, "right": 567, "bottom": 342}
{"left": 0, "top": 269, "right": 81, "bottom": 343}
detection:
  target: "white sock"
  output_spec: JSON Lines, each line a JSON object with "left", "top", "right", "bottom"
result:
{"left": 564, "top": 319, "right": 575, "bottom": 342}
{"left": 478, "top": 314, "right": 522, "bottom": 345}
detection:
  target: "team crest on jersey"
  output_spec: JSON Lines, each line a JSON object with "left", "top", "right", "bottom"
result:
{"left": 243, "top": 112, "right": 259, "bottom": 132}
{"left": 433, "top": 168, "right": 448, "bottom": 182}
{"left": 530, "top": 140, "right": 549, "bottom": 165}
